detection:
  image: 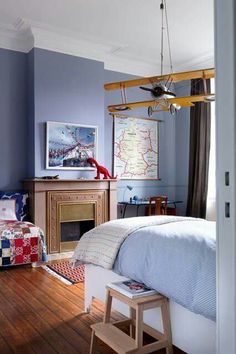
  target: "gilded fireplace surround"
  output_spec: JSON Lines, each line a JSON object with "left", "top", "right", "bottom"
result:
{"left": 47, "top": 190, "right": 106, "bottom": 253}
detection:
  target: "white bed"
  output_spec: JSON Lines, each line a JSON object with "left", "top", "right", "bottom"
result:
{"left": 73, "top": 216, "right": 216, "bottom": 354}
{"left": 85, "top": 264, "right": 216, "bottom": 354}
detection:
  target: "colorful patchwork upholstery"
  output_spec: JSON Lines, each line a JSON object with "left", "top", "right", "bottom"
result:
{"left": 0, "top": 220, "right": 46, "bottom": 266}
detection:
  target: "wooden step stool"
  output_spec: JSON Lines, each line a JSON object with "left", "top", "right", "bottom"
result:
{"left": 90, "top": 286, "right": 173, "bottom": 354}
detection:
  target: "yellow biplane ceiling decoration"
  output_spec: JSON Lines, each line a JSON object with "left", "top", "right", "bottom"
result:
{"left": 105, "top": 1, "right": 215, "bottom": 117}
{"left": 105, "top": 68, "right": 215, "bottom": 116}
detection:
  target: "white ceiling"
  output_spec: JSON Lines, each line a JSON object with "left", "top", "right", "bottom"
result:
{"left": 0, "top": 0, "right": 214, "bottom": 75}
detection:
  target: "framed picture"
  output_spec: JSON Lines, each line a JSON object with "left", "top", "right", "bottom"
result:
{"left": 46, "top": 121, "right": 98, "bottom": 170}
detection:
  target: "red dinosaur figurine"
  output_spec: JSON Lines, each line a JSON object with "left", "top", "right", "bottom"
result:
{"left": 87, "top": 158, "right": 117, "bottom": 179}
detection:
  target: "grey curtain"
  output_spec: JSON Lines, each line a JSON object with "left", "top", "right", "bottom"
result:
{"left": 186, "top": 79, "right": 211, "bottom": 218}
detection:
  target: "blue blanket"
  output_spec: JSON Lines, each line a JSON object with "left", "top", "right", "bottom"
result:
{"left": 113, "top": 219, "right": 216, "bottom": 321}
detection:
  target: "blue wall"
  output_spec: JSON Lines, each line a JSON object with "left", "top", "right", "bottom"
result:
{"left": 0, "top": 47, "right": 190, "bottom": 215}
{"left": 0, "top": 48, "right": 27, "bottom": 190}
{"left": 27, "top": 49, "right": 35, "bottom": 178}
{"left": 32, "top": 48, "right": 105, "bottom": 179}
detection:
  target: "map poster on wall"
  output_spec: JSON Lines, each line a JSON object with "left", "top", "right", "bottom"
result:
{"left": 113, "top": 116, "right": 160, "bottom": 179}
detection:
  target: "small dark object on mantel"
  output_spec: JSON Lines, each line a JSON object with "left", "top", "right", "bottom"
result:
{"left": 36, "top": 175, "right": 60, "bottom": 180}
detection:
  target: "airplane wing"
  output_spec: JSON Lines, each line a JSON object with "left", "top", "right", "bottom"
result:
{"left": 104, "top": 68, "right": 215, "bottom": 91}
{"left": 107, "top": 94, "right": 215, "bottom": 112}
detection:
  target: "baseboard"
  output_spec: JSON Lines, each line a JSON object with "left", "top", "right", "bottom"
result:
{"left": 46, "top": 251, "right": 74, "bottom": 261}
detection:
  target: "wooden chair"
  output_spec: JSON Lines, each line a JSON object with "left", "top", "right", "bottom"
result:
{"left": 147, "top": 196, "right": 168, "bottom": 216}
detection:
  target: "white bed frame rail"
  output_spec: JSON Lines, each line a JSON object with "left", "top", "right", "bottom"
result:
{"left": 85, "top": 264, "right": 216, "bottom": 354}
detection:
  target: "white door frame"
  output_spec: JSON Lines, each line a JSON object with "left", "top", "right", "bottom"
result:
{"left": 215, "top": 0, "right": 236, "bottom": 353}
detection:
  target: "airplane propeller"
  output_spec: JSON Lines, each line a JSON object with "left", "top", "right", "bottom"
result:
{"left": 139, "top": 84, "right": 176, "bottom": 99}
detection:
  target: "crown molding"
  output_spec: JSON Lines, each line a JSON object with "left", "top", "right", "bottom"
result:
{"left": 30, "top": 21, "right": 159, "bottom": 75}
{"left": 0, "top": 21, "right": 33, "bottom": 53}
{"left": 31, "top": 24, "right": 111, "bottom": 63}
{"left": 104, "top": 56, "right": 160, "bottom": 76}
{"left": 175, "top": 51, "right": 214, "bottom": 72}
{"left": 0, "top": 18, "right": 214, "bottom": 76}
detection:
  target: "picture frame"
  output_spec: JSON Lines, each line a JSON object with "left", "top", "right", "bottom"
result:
{"left": 46, "top": 121, "right": 98, "bottom": 170}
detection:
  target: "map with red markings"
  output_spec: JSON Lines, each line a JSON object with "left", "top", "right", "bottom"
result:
{"left": 114, "top": 117, "right": 159, "bottom": 179}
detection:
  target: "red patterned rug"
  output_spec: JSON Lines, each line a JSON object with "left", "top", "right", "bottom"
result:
{"left": 42, "top": 261, "right": 84, "bottom": 285}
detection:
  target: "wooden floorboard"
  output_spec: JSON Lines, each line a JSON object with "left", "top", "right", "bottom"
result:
{"left": 0, "top": 264, "right": 186, "bottom": 354}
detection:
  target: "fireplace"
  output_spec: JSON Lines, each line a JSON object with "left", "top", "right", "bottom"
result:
{"left": 47, "top": 190, "right": 109, "bottom": 253}
{"left": 23, "top": 179, "right": 117, "bottom": 255}
{"left": 59, "top": 202, "right": 95, "bottom": 252}
{"left": 61, "top": 220, "right": 95, "bottom": 243}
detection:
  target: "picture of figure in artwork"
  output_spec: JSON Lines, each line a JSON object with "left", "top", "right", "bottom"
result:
{"left": 46, "top": 122, "right": 98, "bottom": 170}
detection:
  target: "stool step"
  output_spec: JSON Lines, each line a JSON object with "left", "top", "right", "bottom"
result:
{"left": 91, "top": 322, "right": 136, "bottom": 353}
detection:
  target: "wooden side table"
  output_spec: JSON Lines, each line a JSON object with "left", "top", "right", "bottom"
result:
{"left": 90, "top": 286, "right": 173, "bottom": 354}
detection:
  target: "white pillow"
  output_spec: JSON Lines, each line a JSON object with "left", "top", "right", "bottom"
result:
{"left": 0, "top": 200, "right": 17, "bottom": 220}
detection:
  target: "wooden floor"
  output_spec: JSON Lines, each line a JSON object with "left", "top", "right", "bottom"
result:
{"left": 0, "top": 265, "right": 186, "bottom": 354}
